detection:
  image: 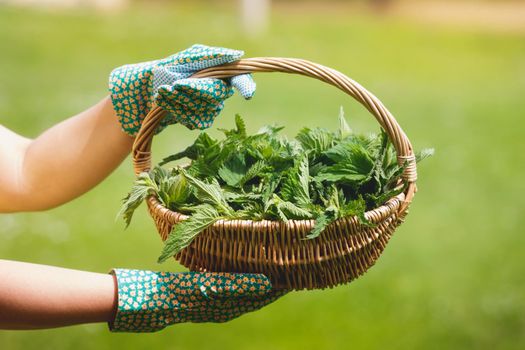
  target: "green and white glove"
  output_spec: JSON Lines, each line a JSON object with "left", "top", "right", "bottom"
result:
{"left": 108, "top": 44, "right": 256, "bottom": 135}
{"left": 109, "top": 269, "right": 286, "bottom": 333}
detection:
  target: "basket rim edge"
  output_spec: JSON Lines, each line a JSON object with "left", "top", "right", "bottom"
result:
{"left": 146, "top": 191, "right": 405, "bottom": 228}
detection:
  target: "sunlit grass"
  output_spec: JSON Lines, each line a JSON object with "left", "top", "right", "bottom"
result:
{"left": 0, "top": 2, "right": 524, "bottom": 349}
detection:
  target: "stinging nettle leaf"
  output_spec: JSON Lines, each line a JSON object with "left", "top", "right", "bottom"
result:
{"left": 338, "top": 106, "right": 352, "bottom": 139}
{"left": 181, "top": 169, "right": 233, "bottom": 215}
{"left": 158, "top": 204, "right": 222, "bottom": 262}
{"left": 238, "top": 160, "right": 267, "bottom": 186}
{"left": 306, "top": 211, "right": 334, "bottom": 240}
{"left": 218, "top": 153, "right": 247, "bottom": 187}
{"left": 117, "top": 172, "right": 158, "bottom": 227}
{"left": 296, "top": 127, "right": 335, "bottom": 156}
{"left": 317, "top": 142, "right": 375, "bottom": 184}
{"left": 416, "top": 148, "right": 435, "bottom": 162}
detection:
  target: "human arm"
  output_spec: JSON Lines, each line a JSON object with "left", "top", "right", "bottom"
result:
{"left": 0, "top": 44, "right": 255, "bottom": 213}
{"left": 0, "top": 97, "right": 133, "bottom": 213}
{"left": 0, "top": 259, "right": 117, "bottom": 329}
{"left": 0, "top": 260, "right": 284, "bottom": 331}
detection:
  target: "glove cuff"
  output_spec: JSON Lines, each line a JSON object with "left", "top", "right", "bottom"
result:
{"left": 108, "top": 269, "right": 176, "bottom": 333}
{"left": 108, "top": 65, "right": 154, "bottom": 137}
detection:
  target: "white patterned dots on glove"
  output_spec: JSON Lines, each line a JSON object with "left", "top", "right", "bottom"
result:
{"left": 109, "top": 44, "right": 256, "bottom": 135}
{"left": 109, "top": 269, "right": 286, "bottom": 333}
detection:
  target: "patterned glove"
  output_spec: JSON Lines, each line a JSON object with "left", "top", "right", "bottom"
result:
{"left": 109, "top": 269, "right": 286, "bottom": 333}
{"left": 108, "top": 44, "right": 256, "bottom": 135}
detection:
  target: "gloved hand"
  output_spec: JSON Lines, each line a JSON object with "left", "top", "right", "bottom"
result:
{"left": 109, "top": 269, "right": 286, "bottom": 333}
{"left": 108, "top": 44, "right": 256, "bottom": 135}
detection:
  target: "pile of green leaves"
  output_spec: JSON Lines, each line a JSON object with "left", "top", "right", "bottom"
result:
{"left": 119, "top": 111, "right": 432, "bottom": 263}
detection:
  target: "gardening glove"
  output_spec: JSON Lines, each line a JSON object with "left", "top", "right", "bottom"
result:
{"left": 109, "top": 269, "right": 286, "bottom": 333}
{"left": 108, "top": 44, "right": 256, "bottom": 135}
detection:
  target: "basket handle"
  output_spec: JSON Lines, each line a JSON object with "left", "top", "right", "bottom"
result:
{"left": 132, "top": 57, "right": 417, "bottom": 211}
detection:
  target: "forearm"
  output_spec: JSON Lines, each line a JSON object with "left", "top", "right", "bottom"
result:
{"left": 0, "top": 97, "right": 134, "bottom": 212}
{"left": 0, "top": 259, "right": 117, "bottom": 330}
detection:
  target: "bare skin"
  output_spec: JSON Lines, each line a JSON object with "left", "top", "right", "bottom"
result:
{"left": 0, "top": 260, "right": 117, "bottom": 330}
{"left": 0, "top": 97, "right": 133, "bottom": 212}
{"left": 0, "top": 97, "right": 131, "bottom": 329}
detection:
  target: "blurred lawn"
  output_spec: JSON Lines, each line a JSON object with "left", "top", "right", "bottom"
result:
{"left": 1, "top": 2, "right": 525, "bottom": 349}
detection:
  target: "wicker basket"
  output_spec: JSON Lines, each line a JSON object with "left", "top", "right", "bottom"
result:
{"left": 132, "top": 58, "right": 418, "bottom": 291}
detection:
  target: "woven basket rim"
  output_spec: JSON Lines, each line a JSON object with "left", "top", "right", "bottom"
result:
{"left": 146, "top": 190, "right": 404, "bottom": 229}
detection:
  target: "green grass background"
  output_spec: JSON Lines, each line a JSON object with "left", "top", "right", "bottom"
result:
{"left": 1, "top": 2, "right": 524, "bottom": 349}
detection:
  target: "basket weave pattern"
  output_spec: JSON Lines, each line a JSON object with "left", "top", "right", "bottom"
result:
{"left": 133, "top": 58, "right": 417, "bottom": 290}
